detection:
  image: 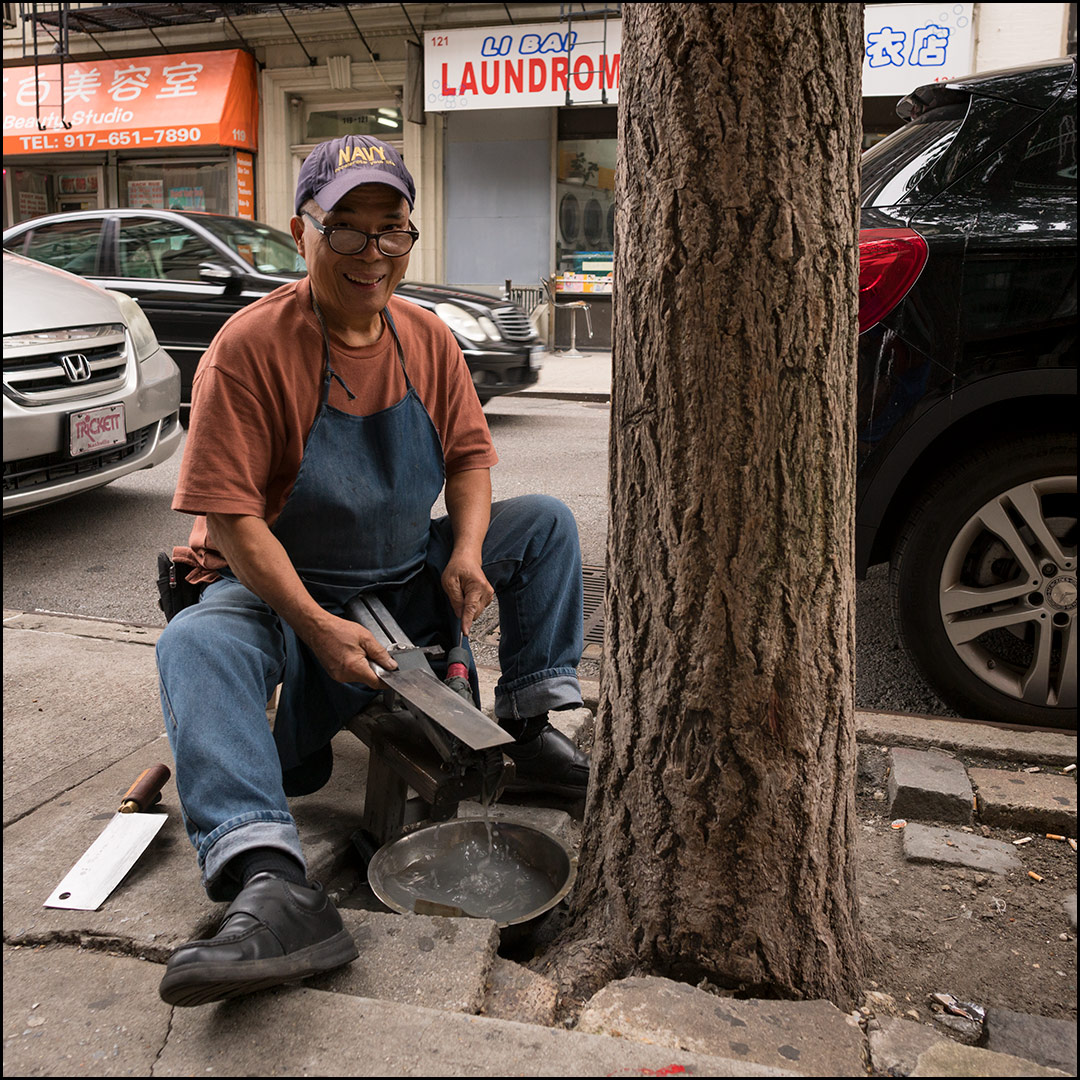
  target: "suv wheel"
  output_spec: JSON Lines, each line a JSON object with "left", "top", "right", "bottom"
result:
{"left": 890, "top": 434, "right": 1076, "bottom": 728}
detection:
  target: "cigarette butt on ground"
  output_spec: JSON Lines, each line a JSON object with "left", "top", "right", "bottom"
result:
{"left": 1028, "top": 871, "right": 1044, "bottom": 882}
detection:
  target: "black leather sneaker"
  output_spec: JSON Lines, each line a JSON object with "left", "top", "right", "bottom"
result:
{"left": 158, "top": 874, "right": 358, "bottom": 1007}
{"left": 503, "top": 722, "right": 590, "bottom": 798}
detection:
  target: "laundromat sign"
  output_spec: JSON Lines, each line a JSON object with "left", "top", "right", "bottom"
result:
{"left": 3, "top": 49, "right": 258, "bottom": 156}
{"left": 425, "top": 20, "right": 621, "bottom": 111}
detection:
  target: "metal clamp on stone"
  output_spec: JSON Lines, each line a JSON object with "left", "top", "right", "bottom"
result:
{"left": 344, "top": 594, "right": 516, "bottom": 853}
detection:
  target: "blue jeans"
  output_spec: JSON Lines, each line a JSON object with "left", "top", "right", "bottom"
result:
{"left": 156, "top": 494, "right": 583, "bottom": 899}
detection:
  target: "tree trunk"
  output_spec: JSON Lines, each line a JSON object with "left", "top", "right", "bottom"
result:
{"left": 543, "top": 4, "right": 865, "bottom": 1008}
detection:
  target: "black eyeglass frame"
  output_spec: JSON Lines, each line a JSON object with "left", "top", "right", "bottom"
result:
{"left": 302, "top": 211, "right": 420, "bottom": 257}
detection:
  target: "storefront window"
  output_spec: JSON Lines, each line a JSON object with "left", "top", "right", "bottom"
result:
{"left": 118, "top": 160, "right": 230, "bottom": 213}
{"left": 305, "top": 106, "right": 403, "bottom": 143}
{"left": 555, "top": 137, "right": 615, "bottom": 287}
{"left": 555, "top": 107, "right": 616, "bottom": 293}
{"left": 9, "top": 168, "right": 51, "bottom": 223}
{"left": 5, "top": 164, "right": 105, "bottom": 225}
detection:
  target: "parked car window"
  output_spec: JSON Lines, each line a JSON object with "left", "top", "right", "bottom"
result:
{"left": 860, "top": 117, "right": 963, "bottom": 208}
{"left": 196, "top": 215, "right": 306, "bottom": 276}
{"left": 956, "top": 96, "right": 1078, "bottom": 198}
{"left": 117, "top": 218, "right": 218, "bottom": 281}
{"left": 17, "top": 220, "right": 102, "bottom": 275}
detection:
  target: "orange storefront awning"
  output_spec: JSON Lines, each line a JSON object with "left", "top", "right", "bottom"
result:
{"left": 4, "top": 49, "right": 258, "bottom": 156}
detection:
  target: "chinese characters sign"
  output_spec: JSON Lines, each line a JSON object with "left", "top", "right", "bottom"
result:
{"left": 3, "top": 49, "right": 258, "bottom": 156}
{"left": 425, "top": 9, "right": 975, "bottom": 113}
{"left": 424, "top": 20, "right": 621, "bottom": 111}
{"left": 864, "top": 3, "right": 975, "bottom": 97}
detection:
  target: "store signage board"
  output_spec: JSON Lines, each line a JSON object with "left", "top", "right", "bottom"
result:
{"left": 236, "top": 152, "right": 255, "bottom": 220}
{"left": 863, "top": 3, "right": 975, "bottom": 97}
{"left": 3, "top": 49, "right": 258, "bottom": 156}
{"left": 425, "top": 7, "right": 974, "bottom": 114}
{"left": 425, "top": 20, "right": 622, "bottom": 112}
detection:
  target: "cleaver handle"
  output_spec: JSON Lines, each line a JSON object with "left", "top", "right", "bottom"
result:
{"left": 118, "top": 764, "right": 171, "bottom": 814}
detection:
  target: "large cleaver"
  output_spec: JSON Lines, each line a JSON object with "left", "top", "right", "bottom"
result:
{"left": 44, "top": 764, "right": 171, "bottom": 911}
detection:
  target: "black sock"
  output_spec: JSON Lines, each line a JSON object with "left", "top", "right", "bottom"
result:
{"left": 501, "top": 713, "right": 549, "bottom": 743}
{"left": 228, "top": 847, "right": 307, "bottom": 888}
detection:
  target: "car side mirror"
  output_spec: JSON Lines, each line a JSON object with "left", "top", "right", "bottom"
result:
{"left": 198, "top": 262, "right": 241, "bottom": 285}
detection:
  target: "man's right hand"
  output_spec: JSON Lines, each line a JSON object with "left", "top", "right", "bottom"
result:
{"left": 205, "top": 513, "right": 399, "bottom": 690}
{"left": 308, "top": 614, "right": 399, "bottom": 689}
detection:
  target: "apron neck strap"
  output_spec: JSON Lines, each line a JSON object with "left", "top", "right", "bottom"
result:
{"left": 310, "top": 292, "right": 411, "bottom": 404}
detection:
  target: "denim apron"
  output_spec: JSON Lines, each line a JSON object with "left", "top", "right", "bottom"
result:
{"left": 269, "top": 299, "right": 446, "bottom": 793}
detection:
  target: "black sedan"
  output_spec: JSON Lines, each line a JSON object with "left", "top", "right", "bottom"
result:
{"left": 855, "top": 57, "right": 1076, "bottom": 728}
{"left": 3, "top": 209, "right": 542, "bottom": 409}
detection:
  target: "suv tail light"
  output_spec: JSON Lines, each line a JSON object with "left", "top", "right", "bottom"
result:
{"left": 858, "top": 228, "right": 928, "bottom": 334}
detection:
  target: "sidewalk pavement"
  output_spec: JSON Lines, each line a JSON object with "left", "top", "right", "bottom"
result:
{"left": 515, "top": 347, "right": 612, "bottom": 402}
{"left": 3, "top": 609, "right": 1075, "bottom": 1076}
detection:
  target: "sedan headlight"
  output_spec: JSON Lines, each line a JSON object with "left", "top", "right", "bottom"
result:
{"left": 3, "top": 325, "right": 122, "bottom": 350}
{"left": 106, "top": 289, "right": 161, "bottom": 362}
{"left": 434, "top": 303, "right": 501, "bottom": 344}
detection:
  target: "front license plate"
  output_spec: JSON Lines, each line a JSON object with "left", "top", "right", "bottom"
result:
{"left": 69, "top": 403, "right": 126, "bottom": 458}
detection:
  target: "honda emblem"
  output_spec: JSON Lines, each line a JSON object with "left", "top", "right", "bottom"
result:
{"left": 60, "top": 353, "right": 92, "bottom": 383}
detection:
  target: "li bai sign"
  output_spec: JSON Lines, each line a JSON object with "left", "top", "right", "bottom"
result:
{"left": 425, "top": 20, "right": 622, "bottom": 111}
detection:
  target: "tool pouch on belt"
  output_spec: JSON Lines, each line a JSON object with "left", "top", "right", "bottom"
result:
{"left": 156, "top": 553, "right": 206, "bottom": 623}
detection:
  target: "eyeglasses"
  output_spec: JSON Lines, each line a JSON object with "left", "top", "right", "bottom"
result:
{"left": 302, "top": 211, "right": 419, "bottom": 257}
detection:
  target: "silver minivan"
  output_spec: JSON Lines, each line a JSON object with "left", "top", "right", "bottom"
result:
{"left": 3, "top": 251, "right": 182, "bottom": 516}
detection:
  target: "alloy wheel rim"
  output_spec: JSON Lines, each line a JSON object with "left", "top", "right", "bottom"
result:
{"left": 938, "top": 475, "right": 1077, "bottom": 709}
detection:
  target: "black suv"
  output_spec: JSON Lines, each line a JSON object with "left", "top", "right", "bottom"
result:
{"left": 2, "top": 210, "right": 542, "bottom": 409}
{"left": 857, "top": 57, "right": 1076, "bottom": 728}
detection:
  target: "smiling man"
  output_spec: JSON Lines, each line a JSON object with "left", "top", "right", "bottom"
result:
{"left": 154, "top": 135, "right": 588, "bottom": 1007}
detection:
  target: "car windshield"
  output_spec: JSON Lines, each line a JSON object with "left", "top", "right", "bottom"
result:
{"left": 861, "top": 117, "right": 964, "bottom": 209}
{"left": 194, "top": 215, "right": 306, "bottom": 276}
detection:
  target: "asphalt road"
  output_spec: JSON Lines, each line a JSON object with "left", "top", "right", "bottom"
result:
{"left": 2, "top": 394, "right": 955, "bottom": 717}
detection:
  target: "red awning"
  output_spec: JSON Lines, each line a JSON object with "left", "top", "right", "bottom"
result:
{"left": 4, "top": 49, "right": 258, "bottom": 156}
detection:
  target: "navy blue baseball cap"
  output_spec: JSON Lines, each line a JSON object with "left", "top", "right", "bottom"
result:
{"left": 295, "top": 135, "right": 415, "bottom": 215}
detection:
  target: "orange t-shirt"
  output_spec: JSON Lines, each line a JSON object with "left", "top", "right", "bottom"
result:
{"left": 172, "top": 277, "right": 498, "bottom": 577}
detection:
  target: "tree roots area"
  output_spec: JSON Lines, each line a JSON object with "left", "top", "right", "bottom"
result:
{"left": 512, "top": 744, "right": 1076, "bottom": 1030}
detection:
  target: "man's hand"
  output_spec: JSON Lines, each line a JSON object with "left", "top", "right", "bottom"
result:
{"left": 307, "top": 613, "right": 399, "bottom": 689}
{"left": 441, "top": 554, "right": 494, "bottom": 637}
{"left": 206, "top": 513, "right": 398, "bottom": 689}
{"left": 442, "top": 468, "right": 493, "bottom": 636}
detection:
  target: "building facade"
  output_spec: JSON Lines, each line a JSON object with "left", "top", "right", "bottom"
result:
{"left": 4, "top": 1, "right": 1076, "bottom": 341}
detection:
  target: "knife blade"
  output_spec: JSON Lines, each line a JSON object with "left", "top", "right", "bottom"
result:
{"left": 374, "top": 663, "right": 515, "bottom": 751}
{"left": 44, "top": 763, "right": 171, "bottom": 911}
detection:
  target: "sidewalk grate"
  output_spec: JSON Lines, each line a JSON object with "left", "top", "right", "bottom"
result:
{"left": 582, "top": 564, "right": 606, "bottom": 659}
{"left": 480, "top": 564, "right": 607, "bottom": 659}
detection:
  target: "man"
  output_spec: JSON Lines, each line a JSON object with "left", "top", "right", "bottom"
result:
{"left": 155, "top": 135, "right": 588, "bottom": 1007}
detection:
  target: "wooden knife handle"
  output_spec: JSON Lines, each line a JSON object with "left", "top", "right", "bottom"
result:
{"left": 118, "top": 764, "right": 171, "bottom": 813}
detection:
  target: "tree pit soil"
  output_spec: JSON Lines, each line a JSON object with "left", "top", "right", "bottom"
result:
{"left": 852, "top": 744, "right": 1075, "bottom": 1026}
{"left": 510, "top": 743, "right": 1075, "bottom": 1034}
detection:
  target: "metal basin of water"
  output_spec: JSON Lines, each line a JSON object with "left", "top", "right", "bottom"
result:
{"left": 367, "top": 819, "right": 577, "bottom": 938}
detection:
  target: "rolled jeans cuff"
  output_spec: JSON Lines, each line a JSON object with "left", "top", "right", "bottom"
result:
{"left": 200, "top": 815, "right": 306, "bottom": 902}
{"left": 494, "top": 669, "right": 582, "bottom": 721}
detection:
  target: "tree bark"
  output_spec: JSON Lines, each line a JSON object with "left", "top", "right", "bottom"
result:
{"left": 542, "top": 4, "right": 865, "bottom": 1009}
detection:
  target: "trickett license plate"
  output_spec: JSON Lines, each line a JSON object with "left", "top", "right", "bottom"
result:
{"left": 69, "top": 403, "right": 126, "bottom": 458}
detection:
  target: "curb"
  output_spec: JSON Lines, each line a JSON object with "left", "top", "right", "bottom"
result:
{"left": 511, "top": 389, "right": 611, "bottom": 403}
{"left": 5, "top": 609, "right": 1074, "bottom": 768}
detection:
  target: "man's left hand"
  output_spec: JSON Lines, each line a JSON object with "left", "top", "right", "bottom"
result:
{"left": 441, "top": 555, "right": 494, "bottom": 637}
